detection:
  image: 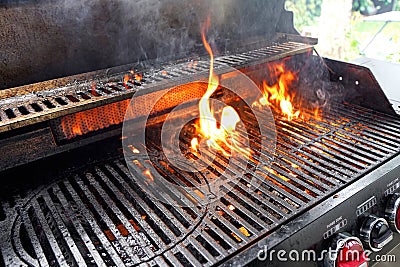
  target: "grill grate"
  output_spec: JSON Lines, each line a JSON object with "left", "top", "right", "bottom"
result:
{"left": 1, "top": 103, "right": 400, "bottom": 266}
{"left": 0, "top": 38, "right": 313, "bottom": 133}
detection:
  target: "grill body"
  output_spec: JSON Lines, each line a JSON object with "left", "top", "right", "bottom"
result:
{"left": 1, "top": 1, "right": 400, "bottom": 267}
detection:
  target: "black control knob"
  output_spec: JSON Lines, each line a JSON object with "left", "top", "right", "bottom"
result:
{"left": 385, "top": 193, "right": 400, "bottom": 233}
{"left": 359, "top": 215, "right": 393, "bottom": 252}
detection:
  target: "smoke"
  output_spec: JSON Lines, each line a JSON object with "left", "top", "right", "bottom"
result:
{"left": 50, "top": 0, "right": 285, "bottom": 68}
{"left": 291, "top": 54, "right": 345, "bottom": 112}
{"left": 1, "top": 0, "right": 287, "bottom": 89}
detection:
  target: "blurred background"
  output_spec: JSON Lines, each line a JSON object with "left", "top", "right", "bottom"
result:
{"left": 286, "top": 0, "right": 400, "bottom": 63}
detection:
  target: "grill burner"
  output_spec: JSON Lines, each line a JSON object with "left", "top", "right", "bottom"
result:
{"left": 2, "top": 103, "right": 400, "bottom": 266}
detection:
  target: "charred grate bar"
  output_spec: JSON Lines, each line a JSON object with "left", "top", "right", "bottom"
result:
{"left": 0, "top": 35, "right": 315, "bottom": 133}
{"left": 1, "top": 103, "right": 400, "bottom": 266}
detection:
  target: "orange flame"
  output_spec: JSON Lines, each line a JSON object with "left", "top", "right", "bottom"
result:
{"left": 123, "top": 75, "right": 131, "bottom": 88}
{"left": 190, "top": 20, "right": 251, "bottom": 159}
{"left": 255, "top": 62, "right": 322, "bottom": 121}
{"left": 135, "top": 73, "right": 143, "bottom": 82}
{"left": 191, "top": 138, "right": 200, "bottom": 152}
{"left": 256, "top": 63, "right": 300, "bottom": 121}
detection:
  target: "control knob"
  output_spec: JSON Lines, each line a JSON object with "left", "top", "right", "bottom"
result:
{"left": 385, "top": 193, "right": 400, "bottom": 233}
{"left": 359, "top": 215, "right": 393, "bottom": 252}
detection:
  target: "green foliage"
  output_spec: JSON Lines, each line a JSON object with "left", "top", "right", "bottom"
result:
{"left": 285, "top": 0, "right": 323, "bottom": 30}
{"left": 353, "top": 0, "right": 397, "bottom": 15}
{"left": 286, "top": 0, "right": 400, "bottom": 63}
{"left": 287, "top": 0, "right": 399, "bottom": 31}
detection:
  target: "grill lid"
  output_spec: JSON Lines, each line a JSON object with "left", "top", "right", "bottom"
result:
{"left": 0, "top": 0, "right": 295, "bottom": 90}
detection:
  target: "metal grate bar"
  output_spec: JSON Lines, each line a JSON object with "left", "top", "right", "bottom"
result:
{"left": 85, "top": 172, "right": 156, "bottom": 260}
{"left": 100, "top": 164, "right": 183, "bottom": 245}
{"left": 194, "top": 231, "right": 229, "bottom": 258}
{"left": 20, "top": 209, "right": 50, "bottom": 267}
{"left": 162, "top": 250, "right": 184, "bottom": 267}
{"left": 72, "top": 175, "right": 142, "bottom": 264}
{"left": 334, "top": 105, "right": 400, "bottom": 147}
{"left": 114, "top": 160, "right": 203, "bottom": 224}
{"left": 128, "top": 159, "right": 204, "bottom": 208}
{"left": 332, "top": 110, "right": 399, "bottom": 151}
{"left": 94, "top": 168, "right": 166, "bottom": 252}
{"left": 314, "top": 114, "right": 394, "bottom": 156}
{"left": 276, "top": 120, "right": 367, "bottom": 172}
{"left": 240, "top": 111, "right": 344, "bottom": 187}
{"left": 225, "top": 182, "right": 282, "bottom": 224}
{"left": 187, "top": 237, "right": 216, "bottom": 265}
{"left": 59, "top": 182, "right": 127, "bottom": 266}
{"left": 221, "top": 194, "right": 267, "bottom": 231}
{"left": 30, "top": 199, "right": 73, "bottom": 266}
{"left": 52, "top": 184, "right": 122, "bottom": 266}
{"left": 180, "top": 133, "right": 307, "bottom": 209}
{"left": 33, "top": 194, "right": 86, "bottom": 266}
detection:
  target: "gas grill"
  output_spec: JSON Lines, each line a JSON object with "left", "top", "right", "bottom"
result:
{"left": 1, "top": 1, "right": 400, "bottom": 267}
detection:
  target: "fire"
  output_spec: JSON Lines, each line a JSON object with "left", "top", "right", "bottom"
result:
{"left": 191, "top": 138, "right": 200, "bottom": 152}
{"left": 123, "top": 75, "right": 130, "bottom": 88}
{"left": 135, "top": 73, "right": 143, "bottom": 82}
{"left": 123, "top": 70, "right": 143, "bottom": 87}
{"left": 128, "top": 144, "right": 140, "bottom": 154}
{"left": 255, "top": 63, "right": 300, "bottom": 121}
{"left": 190, "top": 21, "right": 251, "bottom": 159}
{"left": 255, "top": 62, "right": 322, "bottom": 121}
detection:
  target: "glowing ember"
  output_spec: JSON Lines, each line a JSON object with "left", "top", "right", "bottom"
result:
{"left": 143, "top": 169, "right": 154, "bottom": 182}
{"left": 135, "top": 73, "right": 143, "bottom": 82}
{"left": 128, "top": 145, "right": 140, "bottom": 154}
{"left": 123, "top": 75, "right": 131, "bottom": 88}
{"left": 91, "top": 82, "right": 97, "bottom": 95}
{"left": 239, "top": 226, "right": 251, "bottom": 237}
{"left": 190, "top": 19, "right": 251, "bottom": 159}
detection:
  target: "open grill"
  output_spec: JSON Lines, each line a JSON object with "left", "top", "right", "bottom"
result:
{"left": 1, "top": 1, "right": 400, "bottom": 266}
{"left": 2, "top": 102, "right": 400, "bottom": 267}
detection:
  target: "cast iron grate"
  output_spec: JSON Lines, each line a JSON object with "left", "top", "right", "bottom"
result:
{"left": 1, "top": 103, "right": 400, "bottom": 266}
